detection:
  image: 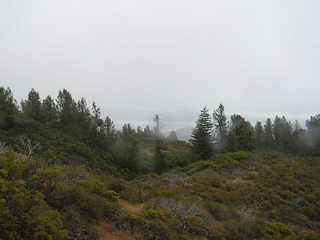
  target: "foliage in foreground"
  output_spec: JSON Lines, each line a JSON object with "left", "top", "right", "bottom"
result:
{"left": 0, "top": 150, "right": 119, "bottom": 240}
{"left": 116, "top": 152, "right": 320, "bottom": 240}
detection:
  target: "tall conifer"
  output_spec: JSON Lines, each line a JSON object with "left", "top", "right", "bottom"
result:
{"left": 190, "top": 107, "right": 213, "bottom": 159}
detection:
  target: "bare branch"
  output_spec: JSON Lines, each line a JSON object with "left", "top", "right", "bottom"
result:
{"left": 17, "top": 136, "right": 40, "bottom": 157}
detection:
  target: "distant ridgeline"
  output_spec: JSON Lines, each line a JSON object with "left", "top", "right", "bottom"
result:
{"left": 0, "top": 86, "right": 320, "bottom": 173}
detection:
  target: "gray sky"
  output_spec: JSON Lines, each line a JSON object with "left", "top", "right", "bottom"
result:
{"left": 1, "top": 0, "right": 319, "bottom": 125}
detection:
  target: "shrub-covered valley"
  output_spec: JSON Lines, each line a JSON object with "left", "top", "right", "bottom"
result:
{"left": 0, "top": 87, "right": 319, "bottom": 240}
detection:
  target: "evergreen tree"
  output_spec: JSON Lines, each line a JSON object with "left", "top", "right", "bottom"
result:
{"left": 306, "top": 114, "right": 320, "bottom": 153}
{"left": 255, "top": 121, "right": 263, "bottom": 147}
{"left": 273, "top": 116, "right": 293, "bottom": 152}
{"left": 90, "top": 102, "right": 107, "bottom": 149}
{"left": 114, "top": 133, "right": 139, "bottom": 173}
{"left": 56, "top": 89, "right": 77, "bottom": 131}
{"left": 213, "top": 103, "right": 227, "bottom": 150}
{"left": 0, "top": 87, "right": 18, "bottom": 128}
{"left": 42, "top": 96, "right": 57, "bottom": 125}
{"left": 76, "top": 98, "right": 91, "bottom": 138}
{"left": 230, "top": 114, "right": 255, "bottom": 151}
{"left": 167, "top": 131, "right": 178, "bottom": 143}
{"left": 273, "top": 116, "right": 282, "bottom": 150}
{"left": 91, "top": 102, "right": 104, "bottom": 133}
{"left": 21, "top": 88, "right": 43, "bottom": 122}
{"left": 154, "top": 114, "right": 165, "bottom": 174}
{"left": 226, "top": 130, "right": 238, "bottom": 152}
{"left": 136, "top": 126, "right": 143, "bottom": 138}
{"left": 292, "top": 120, "right": 306, "bottom": 152}
{"left": 143, "top": 125, "right": 153, "bottom": 140}
{"left": 104, "top": 116, "right": 117, "bottom": 141}
{"left": 263, "top": 118, "right": 274, "bottom": 149}
{"left": 190, "top": 107, "right": 213, "bottom": 159}
{"left": 282, "top": 117, "right": 293, "bottom": 151}
{"left": 122, "top": 123, "right": 136, "bottom": 136}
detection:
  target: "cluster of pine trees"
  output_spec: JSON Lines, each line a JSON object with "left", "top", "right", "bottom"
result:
{"left": 0, "top": 87, "right": 173, "bottom": 175}
{"left": 190, "top": 105, "right": 320, "bottom": 159}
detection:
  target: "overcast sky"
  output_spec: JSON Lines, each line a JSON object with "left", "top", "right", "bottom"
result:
{"left": 0, "top": 0, "right": 319, "bottom": 124}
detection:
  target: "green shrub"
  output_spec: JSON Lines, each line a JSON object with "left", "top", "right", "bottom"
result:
{"left": 141, "top": 209, "right": 172, "bottom": 221}
{"left": 262, "top": 222, "right": 295, "bottom": 239}
{"left": 102, "top": 190, "right": 119, "bottom": 202}
{"left": 108, "top": 179, "right": 126, "bottom": 193}
{"left": 224, "top": 151, "right": 251, "bottom": 160}
{"left": 182, "top": 216, "right": 210, "bottom": 236}
{"left": 156, "top": 188, "right": 176, "bottom": 198}
{"left": 69, "top": 186, "right": 118, "bottom": 220}
{"left": 80, "top": 178, "right": 105, "bottom": 193}
{"left": 188, "top": 161, "right": 219, "bottom": 172}
{"left": 62, "top": 207, "right": 99, "bottom": 240}
{"left": 297, "top": 229, "right": 319, "bottom": 240}
{"left": 205, "top": 202, "right": 236, "bottom": 221}
{"left": 30, "top": 210, "right": 68, "bottom": 240}
{"left": 80, "top": 178, "right": 119, "bottom": 201}
{"left": 0, "top": 152, "right": 68, "bottom": 240}
{"left": 32, "top": 168, "right": 60, "bottom": 193}
{"left": 116, "top": 213, "right": 175, "bottom": 240}
{"left": 220, "top": 219, "right": 263, "bottom": 240}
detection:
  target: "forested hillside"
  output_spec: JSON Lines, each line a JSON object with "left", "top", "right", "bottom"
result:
{"left": 0, "top": 86, "right": 320, "bottom": 240}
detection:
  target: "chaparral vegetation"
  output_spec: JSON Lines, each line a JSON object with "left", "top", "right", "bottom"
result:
{"left": 0, "top": 86, "right": 319, "bottom": 240}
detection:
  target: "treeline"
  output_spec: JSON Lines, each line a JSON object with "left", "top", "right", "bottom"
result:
{"left": 0, "top": 87, "right": 173, "bottom": 175}
{"left": 1, "top": 86, "right": 320, "bottom": 173}
{"left": 0, "top": 87, "right": 157, "bottom": 145}
{"left": 190, "top": 105, "right": 320, "bottom": 159}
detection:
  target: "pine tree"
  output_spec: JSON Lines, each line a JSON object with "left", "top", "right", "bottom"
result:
{"left": 190, "top": 107, "right": 213, "bottom": 159}
{"left": 167, "top": 131, "right": 178, "bottom": 143}
{"left": 76, "top": 97, "right": 91, "bottom": 138}
{"left": 56, "top": 89, "right": 77, "bottom": 131}
{"left": 273, "top": 116, "right": 282, "bottom": 150}
{"left": 0, "top": 87, "right": 18, "bottom": 128}
{"left": 42, "top": 96, "right": 57, "bottom": 125}
{"left": 104, "top": 116, "right": 116, "bottom": 141}
{"left": 122, "top": 123, "right": 136, "bottom": 136}
{"left": 114, "top": 131, "right": 139, "bottom": 173}
{"left": 213, "top": 103, "right": 227, "bottom": 150}
{"left": 143, "top": 125, "right": 153, "bottom": 139}
{"left": 154, "top": 114, "right": 165, "bottom": 174}
{"left": 255, "top": 121, "right": 263, "bottom": 147}
{"left": 89, "top": 102, "right": 107, "bottom": 148}
{"left": 21, "top": 88, "right": 43, "bottom": 122}
{"left": 292, "top": 120, "right": 306, "bottom": 152}
{"left": 306, "top": 114, "right": 320, "bottom": 153}
{"left": 91, "top": 102, "right": 104, "bottom": 133}
{"left": 282, "top": 117, "right": 293, "bottom": 151}
{"left": 226, "top": 130, "right": 238, "bottom": 152}
{"left": 273, "top": 116, "right": 293, "bottom": 151}
{"left": 263, "top": 118, "right": 274, "bottom": 149}
{"left": 229, "top": 114, "right": 255, "bottom": 151}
